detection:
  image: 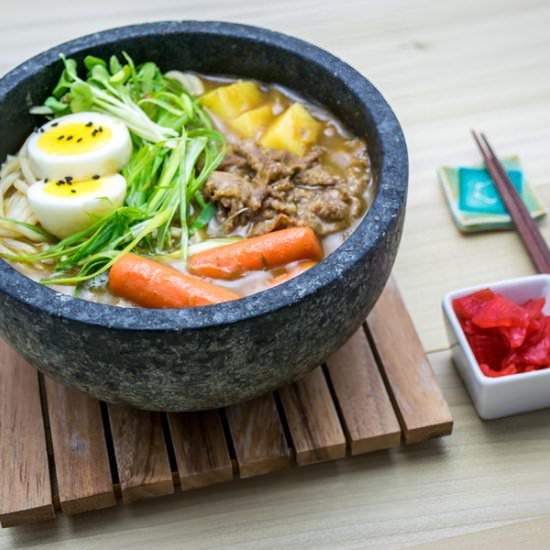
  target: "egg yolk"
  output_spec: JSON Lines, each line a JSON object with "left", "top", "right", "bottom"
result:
{"left": 43, "top": 177, "right": 105, "bottom": 197}
{"left": 37, "top": 122, "right": 112, "bottom": 155}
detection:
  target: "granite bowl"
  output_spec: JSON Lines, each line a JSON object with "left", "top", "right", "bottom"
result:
{"left": 0, "top": 21, "right": 408, "bottom": 411}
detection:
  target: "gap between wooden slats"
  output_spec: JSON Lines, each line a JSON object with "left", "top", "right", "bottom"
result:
{"left": 43, "top": 379, "right": 116, "bottom": 514}
{"left": 167, "top": 410, "right": 233, "bottom": 490}
{"left": 0, "top": 340, "right": 55, "bottom": 527}
{"left": 225, "top": 394, "right": 290, "bottom": 478}
{"left": 107, "top": 405, "right": 174, "bottom": 503}
{"left": 325, "top": 328, "right": 402, "bottom": 454}
{"left": 366, "top": 277, "right": 453, "bottom": 444}
{"left": 278, "top": 367, "right": 346, "bottom": 465}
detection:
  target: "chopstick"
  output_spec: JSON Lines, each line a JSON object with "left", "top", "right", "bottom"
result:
{"left": 471, "top": 130, "right": 550, "bottom": 274}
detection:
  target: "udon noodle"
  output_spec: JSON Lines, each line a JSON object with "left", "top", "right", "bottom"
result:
{"left": 0, "top": 144, "right": 46, "bottom": 257}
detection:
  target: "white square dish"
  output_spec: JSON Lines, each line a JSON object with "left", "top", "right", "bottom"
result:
{"left": 442, "top": 274, "right": 550, "bottom": 419}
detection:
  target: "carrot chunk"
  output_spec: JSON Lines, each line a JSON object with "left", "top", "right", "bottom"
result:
{"left": 188, "top": 227, "right": 322, "bottom": 280}
{"left": 109, "top": 254, "right": 240, "bottom": 308}
{"left": 267, "top": 261, "right": 317, "bottom": 287}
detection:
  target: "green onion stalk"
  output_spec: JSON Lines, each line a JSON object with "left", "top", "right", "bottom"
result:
{"left": 2, "top": 52, "right": 225, "bottom": 286}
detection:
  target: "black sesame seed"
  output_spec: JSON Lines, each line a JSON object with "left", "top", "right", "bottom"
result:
{"left": 51, "top": 122, "right": 58, "bottom": 127}
{"left": 66, "top": 176, "right": 73, "bottom": 182}
{"left": 98, "top": 126, "right": 103, "bottom": 132}
{"left": 57, "top": 135, "right": 64, "bottom": 140}
{"left": 77, "top": 137, "right": 83, "bottom": 143}
{"left": 85, "top": 121, "right": 93, "bottom": 127}
{"left": 66, "top": 135, "right": 73, "bottom": 141}
{"left": 92, "top": 174, "right": 100, "bottom": 180}
{"left": 71, "top": 190, "right": 76, "bottom": 194}
{"left": 44, "top": 178, "right": 49, "bottom": 183}
{"left": 39, "top": 128, "right": 45, "bottom": 133}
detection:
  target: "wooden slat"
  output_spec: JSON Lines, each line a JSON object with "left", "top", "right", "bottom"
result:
{"left": 225, "top": 395, "right": 290, "bottom": 478}
{"left": 366, "top": 278, "right": 454, "bottom": 444}
{"left": 44, "top": 378, "right": 116, "bottom": 514}
{"left": 279, "top": 367, "right": 346, "bottom": 465}
{"left": 326, "top": 329, "right": 402, "bottom": 454}
{"left": 0, "top": 341, "right": 55, "bottom": 527}
{"left": 168, "top": 410, "right": 233, "bottom": 490}
{"left": 108, "top": 405, "right": 174, "bottom": 503}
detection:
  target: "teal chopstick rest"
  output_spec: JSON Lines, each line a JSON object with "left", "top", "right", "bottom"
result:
{"left": 458, "top": 167, "right": 523, "bottom": 215}
{"left": 438, "top": 156, "right": 546, "bottom": 233}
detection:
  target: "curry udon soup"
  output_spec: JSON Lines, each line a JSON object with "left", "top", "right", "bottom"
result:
{"left": 0, "top": 54, "right": 374, "bottom": 308}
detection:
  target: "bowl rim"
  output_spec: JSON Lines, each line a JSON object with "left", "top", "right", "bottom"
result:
{"left": 442, "top": 273, "right": 550, "bottom": 385}
{"left": 0, "top": 20, "right": 408, "bottom": 331}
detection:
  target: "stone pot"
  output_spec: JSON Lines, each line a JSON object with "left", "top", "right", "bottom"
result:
{"left": 0, "top": 21, "right": 408, "bottom": 411}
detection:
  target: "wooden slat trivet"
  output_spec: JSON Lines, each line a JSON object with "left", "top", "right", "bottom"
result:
{"left": 0, "top": 276, "right": 453, "bottom": 527}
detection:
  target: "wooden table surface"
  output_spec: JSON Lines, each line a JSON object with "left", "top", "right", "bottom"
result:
{"left": 2, "top": 0, "right": 550, "bottom": 548}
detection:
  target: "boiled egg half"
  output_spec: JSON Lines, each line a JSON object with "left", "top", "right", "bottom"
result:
{"left": 27, "top": 174, "right": 127, "bottom": 239}
{"left": 27, "top": 112, "right": 132, "bottom": 181}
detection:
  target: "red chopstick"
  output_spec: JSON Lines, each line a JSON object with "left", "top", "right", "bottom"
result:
{"left": 471, "top": 130, "right": 550, "bottom": 274}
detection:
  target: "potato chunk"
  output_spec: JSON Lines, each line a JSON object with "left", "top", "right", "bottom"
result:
{"left": 260, "top": 103, "right": 321, "bottom": 156}
{"left": 231, "top": 105, "right": 274, "bottom": 138}
{"left": 200, "top": 81, "right": 263, "bottom": 119}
